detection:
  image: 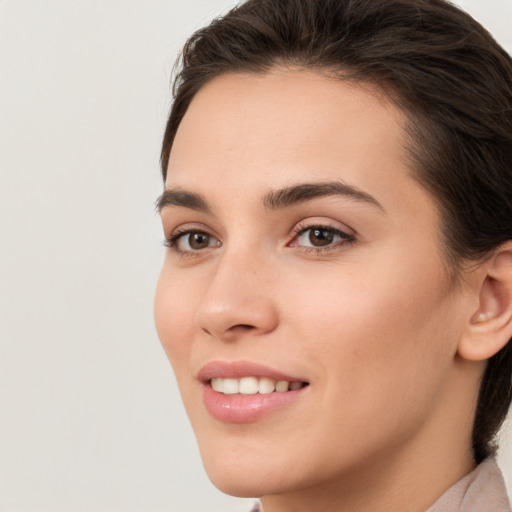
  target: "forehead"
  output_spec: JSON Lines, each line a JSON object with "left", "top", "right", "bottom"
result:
{"left": 168, "top": 68, "right": 407, "bottom": 182}
{"left": 166, "top": 69, "right": 437, "bottom": 228}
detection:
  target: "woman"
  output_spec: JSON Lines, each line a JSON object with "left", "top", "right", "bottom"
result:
{"left": 154, "top": 0, "right": 512, "bottom": 510}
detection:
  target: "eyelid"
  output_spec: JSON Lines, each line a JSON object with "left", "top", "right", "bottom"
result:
{"left": 291, "top": 218, "right": 355, "bottom": 238}
{"left": 164, "top": 221, "right": 217, "bottom": 242}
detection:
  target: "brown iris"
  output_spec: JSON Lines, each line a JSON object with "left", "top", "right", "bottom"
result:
{"left": 308, "top": 228, "right": 335, "bottom": 246}
{"left": 188, "top": 232, "right": 211, "bottom": 250}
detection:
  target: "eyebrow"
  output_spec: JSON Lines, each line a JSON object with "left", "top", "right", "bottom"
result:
{"left": 156, "top": 188, "right": 212, "bottom": 214}
{"left": 263, "top": 181, "right": 384, "bottom": 211}
{"left": 157, "top": 181, "right": 384, "bottom": 214}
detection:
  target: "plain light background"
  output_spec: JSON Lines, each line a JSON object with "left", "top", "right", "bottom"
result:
{"left": 0, "top": 1, "right": 511, "bottom": 511}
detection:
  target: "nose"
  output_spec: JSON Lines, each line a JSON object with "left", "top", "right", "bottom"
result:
{"left": 194, "top": 249, "right": 279, "bottom": 342}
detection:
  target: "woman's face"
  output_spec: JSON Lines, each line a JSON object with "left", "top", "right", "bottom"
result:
{"left": 155, "top": 70, "right": 473, "bottom": 499}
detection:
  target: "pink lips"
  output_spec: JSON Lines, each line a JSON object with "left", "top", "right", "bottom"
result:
{"left": 198, "top": 360, "right": 309, "bottom": 423}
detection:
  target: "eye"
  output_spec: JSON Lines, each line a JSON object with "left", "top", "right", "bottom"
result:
{"left": 166, "top": 229, "right": 221, "bottom": 254}
{"left": 291, "top": 224, "right": 355, "bottom": 250}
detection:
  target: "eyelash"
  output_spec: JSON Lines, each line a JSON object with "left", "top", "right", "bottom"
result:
{"left": 164, "top": 223, "right": 356, "bottom": 257}
{"left": 164, "top": 227, "right": 219, "bottom": 258}
{"left": 290, "top": 222, "right": 356, "bottom": 254}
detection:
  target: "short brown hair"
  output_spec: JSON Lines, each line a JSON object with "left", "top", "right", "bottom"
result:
{"left": 161, "top": 0, "right": 512, "bottom": 463}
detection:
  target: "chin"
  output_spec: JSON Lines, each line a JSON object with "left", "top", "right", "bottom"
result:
{"left": 204, "top": 463, "right": 293, "bottom": 499}
{"left": 207, "top": 473, "right": 265, "bottom": 499}
{"left": 198, "top": 439, "right": 302, "bottom": 498}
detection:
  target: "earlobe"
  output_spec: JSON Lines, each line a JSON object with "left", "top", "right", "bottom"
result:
{"left": 458, "top": 244, "right": 512, "bottom": 362}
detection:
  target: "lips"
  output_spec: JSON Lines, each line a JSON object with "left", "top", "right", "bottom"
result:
{"left": 198, "top": 360, "right": 310, "bottom": 423}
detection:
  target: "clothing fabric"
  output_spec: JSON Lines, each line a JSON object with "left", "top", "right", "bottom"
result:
{"left": 249, "top": 457, "right": 511, "bottom": 512}
{"left": 427, "top": 457, "right": 511, "bottom": 512}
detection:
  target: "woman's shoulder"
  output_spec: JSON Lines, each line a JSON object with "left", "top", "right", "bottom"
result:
{"left": 427, "top": 457, "right": 511, "bottom": 512}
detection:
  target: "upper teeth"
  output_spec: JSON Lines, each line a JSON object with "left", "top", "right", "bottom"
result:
{"left": 210, "top": 377, "right": 304, "bottom": 395}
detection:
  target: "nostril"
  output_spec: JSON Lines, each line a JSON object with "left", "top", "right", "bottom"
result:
{"left": 230, "top": 324, "right": 256, "bottom": 331}
{"left": 199, "top": 322, "right": 258, "bottom": 340}
{"left": 201, "top": 324, "right": 254, "bottom": 337}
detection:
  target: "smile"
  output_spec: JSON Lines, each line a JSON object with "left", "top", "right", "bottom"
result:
{"left": 210, "top": 376, "right": 307, "bottom": 395}
{"left": 198, "top": 361, "right": 310, "bottom": 422}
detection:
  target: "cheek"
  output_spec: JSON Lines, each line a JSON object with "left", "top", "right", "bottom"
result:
{"left": 285, "top": 252, "right": 458, "bottom": 398}
{"left": 154, "top": 267, "right": 197, "bottom": 371}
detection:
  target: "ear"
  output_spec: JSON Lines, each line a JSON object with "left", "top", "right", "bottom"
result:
{"left": 458, "top": 242, "right": 512, "bottom": 362}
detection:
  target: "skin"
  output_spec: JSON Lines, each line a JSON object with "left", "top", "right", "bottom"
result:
{"left": 154, "top": 69, "right": 490, "bottom": 512}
